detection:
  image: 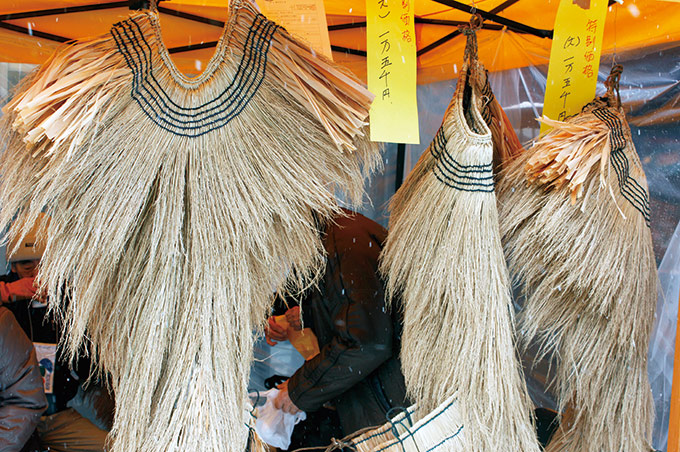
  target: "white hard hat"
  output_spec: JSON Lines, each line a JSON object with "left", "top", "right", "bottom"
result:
{"left": 6, "top": 213, "right": 49, "bottom": 263}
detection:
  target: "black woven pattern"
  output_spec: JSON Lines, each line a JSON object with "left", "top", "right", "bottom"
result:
{"left": 591, "top": 108, "right": 651, "bottom": 226}
{"left": 430, "top": 127, "right": 494, "bottom": 193}
{"left": 111, "top": 14, "right": 278, "bottom": 137}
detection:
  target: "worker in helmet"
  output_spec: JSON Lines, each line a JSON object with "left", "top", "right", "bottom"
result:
{"left": 0, "top": 228, "right": 42, "bottom": 307}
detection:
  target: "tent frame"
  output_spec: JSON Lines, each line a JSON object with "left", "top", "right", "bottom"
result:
{"left": 0, "top": 0, "right": 619, "bottom": 57}
{"left": 0, "top": 0, "right": 621, "bottom": 187}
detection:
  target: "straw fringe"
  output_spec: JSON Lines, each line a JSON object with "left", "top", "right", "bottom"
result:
{"left": 489, "top": 98, "right": 524, "bottom": 170}
{"left": 247, "top": 431, "right": 273, "bottom": 452}
{"left": 525, "top": 115, "right": 611, "bottom": 204}
{"left": 380, "top": 67, "right": 539, "bottom": 452}
{"left": 497, "top": 98, "right": 656, "bottom": 452}
{"left": 0, "top": 5, "right": 379, "bottom": 452}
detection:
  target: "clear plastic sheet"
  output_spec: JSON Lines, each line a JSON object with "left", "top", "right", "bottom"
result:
{"left": 338, "top": 143, "right": 399, "bottom": 228}
{"left": 649, "top": 220, "right": 680, "bottom": 452}
{"left": 0, "top": 62, "right": 35, "bottom": 274}
{"left": 249, "top": 337, "right": 305, "bottom": 394}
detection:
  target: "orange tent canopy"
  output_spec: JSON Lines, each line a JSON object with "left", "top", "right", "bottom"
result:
{"left": 0, "top": 0, "right": 679, "bottom": 84}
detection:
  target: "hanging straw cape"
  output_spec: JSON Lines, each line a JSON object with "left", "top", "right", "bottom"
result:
{"left": 379, "top": 19, "right": 539, "bottom": 452}
{"left": 0, "top": 1, "right": 380, "bottom": 451}
{"left": 497, "top": 65, "right": 656, "bottom": 452}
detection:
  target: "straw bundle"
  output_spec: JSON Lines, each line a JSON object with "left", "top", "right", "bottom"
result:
{"left": 247, "top": 431, "right": 272, "bottom": 452}
{"left": 345, "top": 405, "right": 418, "bottom": 451}
{"left": 379, "top": 24, "right": 539, "bottom": 452}
{"left": 246, "top": 412, "right": 273, "bottom": 452}
{"left": 0, "top": 2, "right": 379, "bottom": 452}
{"left": 497, "top": 66, "right": 656, "bottom": 452}
{"left": 343, "top": 393, "right": 464, "bottom": 452}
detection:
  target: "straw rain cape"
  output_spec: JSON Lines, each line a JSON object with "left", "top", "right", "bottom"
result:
{"left": 0, "top": 2, "right": 379, "bottom": 451}
{"left": 497, "top": 66, "right": 656, "bottom": 452}
{"left": 379, "top": 22, "right": 539, "bottom": 452}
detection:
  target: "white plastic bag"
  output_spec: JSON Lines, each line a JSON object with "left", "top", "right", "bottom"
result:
{"left": 251, "top": 389, "right": 306, "bottom": 450}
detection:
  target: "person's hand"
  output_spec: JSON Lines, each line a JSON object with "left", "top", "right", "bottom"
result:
{"left": 265, "top": 316, "right": 288, "bottom": 346}
{"left": 274, "top": 380, "right": 300, "bottom": 414}
{"left": 33, "top": 285, "right": 48, "bottom": 305}
{"left": 285, "top": 306, "right": 302, "bottom": 331}
{"left": 0, "top": 277, "right": 37, "bottom": 303}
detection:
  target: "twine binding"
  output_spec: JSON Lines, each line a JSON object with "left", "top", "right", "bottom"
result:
{"left": 340, "top": 394, "right": 464, "bottom": 452}
{"left": 111, "top": 14, "right": 278, "bottom": 137}
{"left": 590, "top": 106, "right": 651, "bottom": 226}
{"left": 430, "top": 120, "right": 494, "bottom": 193}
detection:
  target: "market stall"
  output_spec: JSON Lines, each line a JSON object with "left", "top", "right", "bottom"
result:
{"left": 0, "top": 1, "right": 678, "bottom": 451}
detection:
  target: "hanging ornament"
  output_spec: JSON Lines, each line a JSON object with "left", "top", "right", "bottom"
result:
{"left": 0, "top": 2, "right": 379, "bottom": 451}
{"left": 379, "top": 17, "right": 540, "bottom": 452}
{"left": 498, "top": 65, "right": 656, "bottom": 452}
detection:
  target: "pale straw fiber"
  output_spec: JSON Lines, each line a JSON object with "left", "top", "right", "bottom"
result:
{"left": 380, "top": 21, "right": 539, "bottom": 452}
{"left": 0, "top": 2, "right": 379, "bottom": 451}
{"left": 497, "top": 66, "right": 656, "bottom": 452}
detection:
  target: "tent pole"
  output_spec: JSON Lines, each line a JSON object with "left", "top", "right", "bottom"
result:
{"left": 0, "top": 21, "right": 69, "bottom": 42}
{"left": 668, "top": 287, "right": 680, "bottom": 452}
{"left": 0, "top": 2, "right": 127, "bottom": 21}
{"left": 418, "top": 29, "right": 462, "bottom": 56}
{"left": 431, "top": 0, "right": 552, "bottom": 38}
{"left": 395, "top": 143, "right": 406, "bottom": 192}
{"left": 168, "top": 41, "right": 220, "bottom": 54}
{"left": 129, "top": 0, "right": 150, "bottom": 10}
{"left": 329, "top": 19, "right": 507, "bottom": 31}
{"left": 331, "top": 46, "right": 367, "bottom": 57}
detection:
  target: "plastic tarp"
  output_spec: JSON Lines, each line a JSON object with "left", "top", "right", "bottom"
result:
{"left": 650, "top": 220, "right": 680, "bottom": 452}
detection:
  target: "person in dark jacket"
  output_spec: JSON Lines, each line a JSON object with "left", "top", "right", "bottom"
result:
{"left": 1, "top": 214, "right": 68, "bottom": 412}
{"left": 0, "top": 306, "right": 48, "bottom": 452}
{"left": 2, "top": 215, "right": 112, "bottom": 452}
{"left": 267, "top": 210, "right": 408, "bottom": 444}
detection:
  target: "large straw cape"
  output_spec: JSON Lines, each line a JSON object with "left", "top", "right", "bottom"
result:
{"left": 497, "top": 66, "right": 656, "bottom": 452}
{"left": 379, "top": 22, "right": 539, "bottom": 452}
{"left": 0, "top": 1, "right": 380, "bottom": 451}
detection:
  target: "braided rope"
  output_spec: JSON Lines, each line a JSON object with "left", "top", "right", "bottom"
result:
{"left": 605, "top": 64, "right": 624, "bottom": 108}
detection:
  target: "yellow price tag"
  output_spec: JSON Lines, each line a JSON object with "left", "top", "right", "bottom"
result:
{"left": 541, "top": 0, "right": 608, "bottom": 134}
{"left": 367, "top": 0, "right": 419, "bottom": 144}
